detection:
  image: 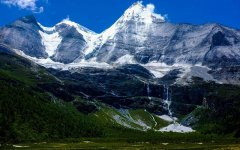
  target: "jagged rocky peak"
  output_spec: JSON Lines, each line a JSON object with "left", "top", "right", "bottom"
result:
{"left": 56, "top": 18, "right": 96, "bottom": 35}
{"left": 8, "top": 15, "right": 42, "bottom": 31}
{"left": 120, "top": 1, "right": 165, "bottom": 24}
{"left": 82, "top": 2, "right": 168, "bottom": 61}
{"left": 0, "top": 15, "right": 47, "bottom": 58}
{"left": 38, "top": 18, "right": 96, "bottom": 39}
{"left": 35, "top": 17, "right": 99, "bottom": 63}
{"left": 18, "top": 15, "right": 39, "bottom": 24}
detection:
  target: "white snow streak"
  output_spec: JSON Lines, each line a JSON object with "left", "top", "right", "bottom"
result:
{"left": 157, "top": 115, "right": 177, "bottom": 122}
{"left": 115, "top": 54, "right": 136, "bottom": 65}
{"left": 39, "top": 30, "right": 62, "bottom": 57}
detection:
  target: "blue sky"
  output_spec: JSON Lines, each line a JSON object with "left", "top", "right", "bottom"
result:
{"left": 0, "top": 0, "right": 239, "bottom": 33}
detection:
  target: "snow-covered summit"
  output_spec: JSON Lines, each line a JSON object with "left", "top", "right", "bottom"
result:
{"left": 121, "top": 1, "right": 165, "bottom": 24}
{"left": 82, "top": 2, "right": 166, "bottom": 57}
{"left": 56, "top": 18, "right": 97, "bottom": 40}
{"left": 37, "top": 18, "right": 98, "bottom": 62}
{"left": 39, "top": 18, "right": 96, "bottom": 42}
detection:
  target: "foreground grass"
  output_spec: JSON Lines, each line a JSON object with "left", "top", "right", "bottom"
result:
{"left": 2, "top": 138, "right": 240, "bottom": 150}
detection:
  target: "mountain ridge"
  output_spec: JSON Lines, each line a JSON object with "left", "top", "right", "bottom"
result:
{"left": 0, "top": 2, "right": 240, "bottom": 85}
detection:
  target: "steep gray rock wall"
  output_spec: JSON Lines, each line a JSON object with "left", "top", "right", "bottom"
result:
{"left": 51, "top": 24, "right": 87, "bottom": 63}
{"left": 0, "top": 15, "right": 47, "bottom": 58}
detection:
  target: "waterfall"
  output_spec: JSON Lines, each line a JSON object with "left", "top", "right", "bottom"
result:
{"left": 163, "top": 85, "right": 175, "bottom": 122}
{"left": 159, "top": 85, "right": 195, "bottom": 132}
{"left": 147, "top": 83, "right": 151, "bottom": 100}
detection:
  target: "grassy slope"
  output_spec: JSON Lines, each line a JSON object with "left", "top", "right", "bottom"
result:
{"left": 93, "top": 106, "right": 169, "bottom": 131}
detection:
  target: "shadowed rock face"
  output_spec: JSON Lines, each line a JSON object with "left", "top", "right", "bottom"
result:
{"left": 51, "top": 24, "right": 87, "bottom": 63}
{"left": 0, "top": 15, "right": 47, "bottom": 58}
{"left": 211, "top": 31, "right": 231, "bottom": 47}
{"left": 0, "top": 44, "right": 15, "bottom": 55}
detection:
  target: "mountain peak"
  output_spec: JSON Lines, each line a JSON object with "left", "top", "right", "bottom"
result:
{"left": 57, "top": 18, "right": 79, "bottom": 28}
{"left": 56, "top": 18, "right": 96, "bottom": 35}
{"left": 121, "top": 1, "right": 165, "bottom": 24}
{"left": 10, "top": 15, "right": 41, "bottom": 30}
{"left": 19, "top": 15, "right": 38, "bottom": 24}
{"left": 130, "top": 1, "right": 145, "bottom": 9}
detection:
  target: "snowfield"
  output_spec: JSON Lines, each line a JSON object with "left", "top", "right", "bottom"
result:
{"left": 159, "top": 123, "right": 195, "bottom": 133}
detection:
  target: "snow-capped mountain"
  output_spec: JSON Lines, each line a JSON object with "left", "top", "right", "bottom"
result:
{"left": 81, "top": 2, "right": 166, "bottom": 63}
{"left": 39, "top": 19, "right": 97, "bottom": 63}
{"left": 0, "top": 1, "right": 240, "bottom": 84}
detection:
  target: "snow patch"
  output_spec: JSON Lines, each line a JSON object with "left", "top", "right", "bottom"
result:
{"left": 159, "top": 123, "right": 195, "bottom": 133}
{"left": 143, "top": 61, "right": 217, "bottom": 84}
{"left": 18, "top": 50, "right": 112, "bottom": 70}
{"left": 115, "top": 54, "right": 136, "bottom": 65}
{"left": 38, "top": 22, "right": 55, "bottom": 32}
{"left": 83, "top": 34, "right": 100, "bottom": 56}
{"left": 39, "top": 30, "right": 62, "bottom": 57}
{"left": 113, "top": 114, "right": 133, "bottom": 129}
{"left": 142, "top": 62, "right": 185, "bottom": 78}
{"left": 157, "top": 115, "right": 177, "bottom": 122}
{"left": 69, "top": 59, "right": 113, "bottom": 69}
{"left": 111, "top": 109, "right": 151, "bottom": 131}
{"left": 13, "top": 145, "right": 29, "bottom": 148}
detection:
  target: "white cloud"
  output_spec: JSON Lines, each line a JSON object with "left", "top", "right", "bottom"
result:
{"left": 146, "top": 4, "right": 155, "bottom": 13}
{"left": 1, "top": 0, "right": 45, "bottom": 13}
{"left": 146, "top": 3, "right": 166, "bottom": 21}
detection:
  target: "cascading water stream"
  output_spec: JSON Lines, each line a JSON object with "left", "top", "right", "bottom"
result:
{"left": 163, "top": 85, "right": 175, "bottom": 123}
{"left": 159, "top": 85, "right": 195, "bottom": 132}
{"left": 147, "top": 83, "right": 151, "bottom": 100}
{"left": 144, "top": 83, "right": 194, "bottom": 132}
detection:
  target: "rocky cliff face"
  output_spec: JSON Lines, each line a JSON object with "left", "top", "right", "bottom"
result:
{"left": 51, "top": 23, "right": 87, "bottom": 63}
{"left": 0, "top": 15, "right": 47, "bottom": 58}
